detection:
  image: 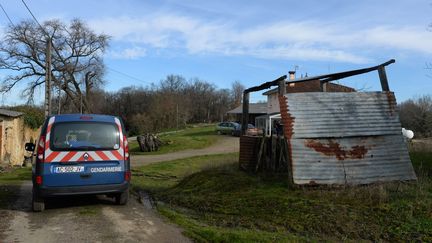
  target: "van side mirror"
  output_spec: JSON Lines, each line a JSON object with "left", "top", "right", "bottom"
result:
{"left": 25, "top": 142, "right": 35, "bottom": 152}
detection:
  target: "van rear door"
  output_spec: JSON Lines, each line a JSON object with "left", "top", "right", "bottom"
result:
{"left": 42, "top": 118, "right": 127, "bottom": 187}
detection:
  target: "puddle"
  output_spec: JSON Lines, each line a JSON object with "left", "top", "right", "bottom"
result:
{"left": 137, "top": 191, "right": 155, "bottom": 209}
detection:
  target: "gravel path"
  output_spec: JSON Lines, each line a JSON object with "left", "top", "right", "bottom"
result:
{"left": 131, "top": 135, "right": 239, "bottom": 167}
{"left": 3, "top": 181, "right": 190, "bottom": 243}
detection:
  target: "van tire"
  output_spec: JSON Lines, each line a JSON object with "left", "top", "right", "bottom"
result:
{"left": 32, "top": 190, "right": 45, "bottom": 212}
{"left": 115, "top": 190, "right": 129, "bottom": 205}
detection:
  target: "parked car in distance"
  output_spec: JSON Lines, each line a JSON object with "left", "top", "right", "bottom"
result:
{"left": 215, "top": 122, "right": 239, "bottom": 135}
{"left": 232, "top": 123, "right": 253, "bottom": 137}
{"left": 232, "top": 124, "right": 262, "bottom": 137}
{"left": 25, "top": 114, "right": 130, "bottom": 212}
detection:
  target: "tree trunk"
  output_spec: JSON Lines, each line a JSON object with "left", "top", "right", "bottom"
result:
{"left": 137, "top": 134, "right": 163, "bottom": 152}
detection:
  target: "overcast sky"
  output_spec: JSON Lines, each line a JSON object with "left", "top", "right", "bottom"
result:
{"left": 0, "top": 0, "right": 431, "bottom": 105}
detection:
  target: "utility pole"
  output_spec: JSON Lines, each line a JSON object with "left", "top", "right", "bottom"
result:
{"left": 57, "top": 87, "right": 61, "bottom": 114}
{"left": 44, "top": 38, "right": 51, "bottom": 117}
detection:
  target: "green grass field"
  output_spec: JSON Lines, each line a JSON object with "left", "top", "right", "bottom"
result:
{"left": 131, "top": 153, "right": 238, "bottom": 192}
{"left": 132, "top": 152, "right": 432, "bottom": 242}
{"left": 129, "top": 124, "right": 220, "bottom": 155}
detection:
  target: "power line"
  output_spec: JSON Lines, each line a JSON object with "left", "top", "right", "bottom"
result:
{"left": 0, "top": 2, "right": 14, "bottom": 26}
{"left": 107, "top": 66, "right": 152, "bottom": 85}
{"left": 21, "top": 0, "right": 49, "bottom": 36}
{"left": 21, "top": 0, "right": 54, "bottom": 116}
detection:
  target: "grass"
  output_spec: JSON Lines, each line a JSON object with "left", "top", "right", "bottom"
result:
{"left": 77, "top": 205, "right": 101, "bottom": 216}
{"left": 129, "top": 124, "right": 220, "bottom": 155}
{"left": 157, "top": 205, "right": 307, "bottom": 242}
{"left": 131, "top": 153, "right": 238, "bottom": 192}
{"left": 132, "top": 152, "right": 432, "bottom": 242}
{"left": 0, "top": 167, "right": 31, "bottom": 185}
{"left": 0, "top": 167, "right": 31, "bottom": 208}
{"left": 410, "top": 151, "right": 432, "bottom": 175}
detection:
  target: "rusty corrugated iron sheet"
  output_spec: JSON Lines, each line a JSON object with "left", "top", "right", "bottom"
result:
{"left": 279, "top": 91, "right": 417, "bottom": 185}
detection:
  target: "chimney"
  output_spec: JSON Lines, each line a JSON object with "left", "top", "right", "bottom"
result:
{"left": 288, "top": 71, "right": 296, "bottom": 80}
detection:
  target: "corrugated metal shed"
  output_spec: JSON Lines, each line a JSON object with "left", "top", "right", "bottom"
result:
{"left": 279, "top": 91, "right": 417, "bottom": 185}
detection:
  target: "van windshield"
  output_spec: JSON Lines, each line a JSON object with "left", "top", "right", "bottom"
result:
{"left": 50, "top": 122, "right": 120, "bottom": 151}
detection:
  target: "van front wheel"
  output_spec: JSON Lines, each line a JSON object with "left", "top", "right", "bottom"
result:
{"left": 115, "top": 190, "right": 129, "bottom": 205}
{"left": 32, "top": 190, "right": 45, "bottom": 212}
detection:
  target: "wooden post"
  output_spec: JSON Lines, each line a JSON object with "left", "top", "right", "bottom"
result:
{"left": 241, "top": 91, "right": 249, "bottom": 136}
{"left": 278, "top": 78, "right": 286, "bottom": 96}
{"left": 319, "top": 81, "right": 328, "bottom": 92}
{"left": 378, "top": 66, "right": 390, "bottom": 91}
{"left": 271, "top": 135, "right": 277, "bottom": 171}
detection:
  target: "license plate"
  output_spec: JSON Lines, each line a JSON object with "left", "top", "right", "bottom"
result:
{"left": 54, "top": 166, "right": 85, "bottom": 173}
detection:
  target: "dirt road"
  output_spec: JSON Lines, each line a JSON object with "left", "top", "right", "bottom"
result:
{"left": 131, "top": 135, "right": 239, "bottom": 167}
{"left": 2, "top": 181, "right": 190, "bottom": 243}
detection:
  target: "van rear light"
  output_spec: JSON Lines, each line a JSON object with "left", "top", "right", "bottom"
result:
{"left": 37, "top": 135, "right": 45, "bottom": 161}
{"left": 123, "top": 135, "right": 129, "bottom": 159}
{"left": 80, "top": 115, "right": 93, "bottom": 120}
{"left": 35, "top": 175, "right": 42, "bottom": 185}
{"left": 124, "top": 171, "right": 131, "bottom": 181}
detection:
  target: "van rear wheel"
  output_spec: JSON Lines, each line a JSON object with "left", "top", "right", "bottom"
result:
{"left": 115, "top": 190, "right": 129, "bottom": 205}
{"left": 32, "top": 189, "right": 45, "bottom": 212}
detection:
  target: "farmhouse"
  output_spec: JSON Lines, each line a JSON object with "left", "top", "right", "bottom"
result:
{"left": 226, "top": 103, "right": 267, "bottom": 125}
{"left": 0, "top": 109, "right": 39, "bottom": 166}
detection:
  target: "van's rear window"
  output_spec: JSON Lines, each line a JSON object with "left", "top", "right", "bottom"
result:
{"left": 50, "top": 122, "right": 120, "bottom": 151}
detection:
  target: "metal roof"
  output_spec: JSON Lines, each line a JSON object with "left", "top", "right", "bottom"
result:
{"left": 279, "top": 91, "right": 416, "bottom": 185}
{"left": 244, "top": 59, "right": 395, "bottom": 94}
{"left": 227, "top": 103, "right": 267, "bottom": 114}
{"left": 0, "top": 108, "right": 24, "bottom": 118}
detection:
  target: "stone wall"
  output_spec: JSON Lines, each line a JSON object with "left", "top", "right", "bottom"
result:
{"left": 1, "top": 116, "right": 40, "bottom": 166}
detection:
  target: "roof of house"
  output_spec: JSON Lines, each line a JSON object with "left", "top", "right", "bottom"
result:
{"left": 227, "top": 103, "right": 267, "bottom": 114}
{"left": 262, "top": 79, "right": 355, "bottom": 96}
{"left": 0, "top": 108, "right": 24, "bottom": 118}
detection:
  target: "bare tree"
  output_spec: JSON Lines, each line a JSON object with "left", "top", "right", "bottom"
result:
{"left": 231, "top": 80, "right": 245, "bottom": 107}
{"left": 0, "top": 19, "right": 109, "bottom": 112}
{"left": 399, "top": 95, "right": 432, "bottom": 138}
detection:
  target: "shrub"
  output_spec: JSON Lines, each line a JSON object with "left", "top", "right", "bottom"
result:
{"left": 9, "top": 105, "right": 44, "bottom": 129}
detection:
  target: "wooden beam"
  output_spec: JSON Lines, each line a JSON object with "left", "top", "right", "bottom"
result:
{"left": 241, "top": 92, "right": 249, "bottom": 135}
{"left": 245, "top": 75, "right": 287, "bottom": 93}
{"left": 378, "top": 66, "right": 390, "bottom": 91}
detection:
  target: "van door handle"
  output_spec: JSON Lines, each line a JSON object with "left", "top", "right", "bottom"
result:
{"left": 80, "top": 174, "right": 91, "bottom": 179}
